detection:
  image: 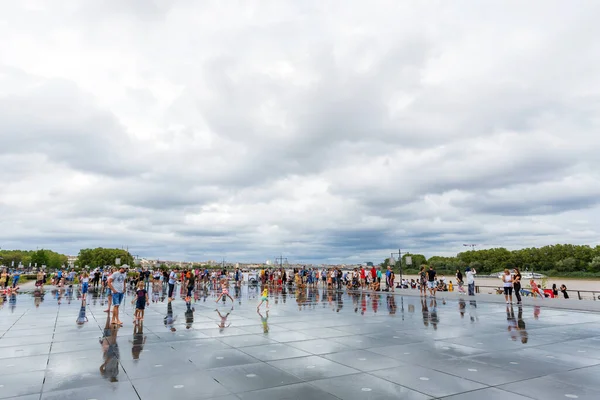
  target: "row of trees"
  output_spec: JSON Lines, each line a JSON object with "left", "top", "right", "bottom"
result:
{"left": 384, "top": 244, "right": 600, "bottom": 277}
{"left": 0, "top": 249, "right": 68, "bottom": 269}
{"left": 76, "top": 248, "right": 134, "bottom": 269}
{"left": 0, "top": 248, "right": 134, "bottom": 270}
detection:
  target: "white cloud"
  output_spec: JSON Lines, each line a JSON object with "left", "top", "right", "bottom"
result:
{"left": 1, "top": 1, "right": 599, "bottom": 263}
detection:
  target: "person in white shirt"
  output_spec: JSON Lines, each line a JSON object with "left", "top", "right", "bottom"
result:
{"left": 466, "top": 267, "right": 477, "bottom": 296}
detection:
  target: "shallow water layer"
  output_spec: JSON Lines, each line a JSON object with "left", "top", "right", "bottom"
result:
{"left": 1, "top": 284, "right": 600, "bottom": 400}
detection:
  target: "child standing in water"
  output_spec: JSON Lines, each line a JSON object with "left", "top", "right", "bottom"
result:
{"left": 133, "top": 281, "right": 149, "bottom": 323}
{"left": 80, "top": 271, "right": 90, "bottom": 300}
{"left": 215, "top": 277, "right": 234, "bottom": 304}
{"left": 257, "top": 287, "right": 269, "bottom": 310}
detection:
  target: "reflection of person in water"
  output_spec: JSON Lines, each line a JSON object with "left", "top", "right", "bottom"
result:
{"left": 34, "top": 288, "right": 44, "bottom": 308}
{"left": 216, "top": 308, "right": 232, "bottom": 332}
{"left": 130, "top": 321, "right": 147, "bottom": 360}
{"left": 421, "top": 297, "right": 429, "bottom": 327}
{"left": 164, "top": 301, "right": 177, "bottom": 332}
{"left": 336, "top": 291, "right": 343, "bottom": 312}
{"left": 99, "top": 315, "right": 120, "bottom": 382}
{"left": 257, "top": 309, "right": 269, "bottom": 334}
{"left": 185, "top": 301, "right": 195, "bottom": 329}
{"left": 66, "top": 285, "right": 73, "bottom": 304}
{"left": 506, "top": 305, "right": 517, "bottom": 341}
{"left": 533, "top": 305, "right": 541, "bottom": 320}
{"left": 8, "top": 290, "right": 17, "bottom": 313}
{"left": 387, "top": 294, "right": 397, "bottom": 315}
{"left": 517, "top": 306, "right": 528, "bottom": 344}
{"left": 458, "top": 298, "right": 466, "bottom": 318}
{"left": 76, "top": 299, "right": 88, "bottom": 326}
{"left": 371, "top": 293, "right": 379, "bottom": 314}
{"left": 429, "top": 298, "right": 438, "bottom": 330}
{"left": 469, "top": 300, "right": 478, "bottom": 322}
{"left": 234, "top": 286, "right": 241, "bottom": 305}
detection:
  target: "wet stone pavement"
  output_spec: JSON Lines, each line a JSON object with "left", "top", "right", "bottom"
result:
{"left": 1, "top": 284, "right": 600, "bottom": 400}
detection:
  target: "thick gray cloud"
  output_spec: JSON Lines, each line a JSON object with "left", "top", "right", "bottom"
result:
{"left": 1, "top": 1, "right": 599, "bottom": 263}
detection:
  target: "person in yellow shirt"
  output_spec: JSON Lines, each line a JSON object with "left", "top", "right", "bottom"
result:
{"left": 448, "top": 281, "right": 454, "bottom": 292}
{"left": 257, "top": 287, "right": 269, "bottom": 310}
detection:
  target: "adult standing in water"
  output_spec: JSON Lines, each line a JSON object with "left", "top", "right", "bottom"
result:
{"left": 108, "top": 266, "right": 126, "bottom": 326}
{"left": 168, "top": 268, "right": 178, "bottom": 301}
{"left": 513, "top": 268, "right": 522, "bottom": 304}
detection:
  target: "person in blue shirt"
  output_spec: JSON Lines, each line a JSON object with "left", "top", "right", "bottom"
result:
{"left": 12, "top": 271, "right": 20, "bottom": 288}
{"left": 385, "top": 267, "right": 392, "bottom": 289}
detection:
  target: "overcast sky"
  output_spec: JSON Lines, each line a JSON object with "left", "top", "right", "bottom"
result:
{"left": 1, "top": 1, "right": 599, "bottom": 264}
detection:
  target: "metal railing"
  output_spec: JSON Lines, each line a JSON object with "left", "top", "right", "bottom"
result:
{"left": 475, "top": 285, "right": 600, "bottom": 301}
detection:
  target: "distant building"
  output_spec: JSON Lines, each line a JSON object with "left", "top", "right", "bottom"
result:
{"left": 67, "top": 255, "right": 78, "bottom": 266}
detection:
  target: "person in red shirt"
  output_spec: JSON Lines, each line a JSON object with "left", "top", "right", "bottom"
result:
{"left": 370, "top": 266, "right": 377, "bottom": 288}
{"left": 360, "top": 267, "right": 366, "bottom": 290}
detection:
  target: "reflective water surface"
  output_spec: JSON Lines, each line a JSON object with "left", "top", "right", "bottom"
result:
{"left": 1, "top": 284, "right": 600, "bottom": 399}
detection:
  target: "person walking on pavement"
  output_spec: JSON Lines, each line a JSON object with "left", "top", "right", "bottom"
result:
{"left": 426, "top": 266, "right": 437, "bottom": 297}
{"left": 107, "top": 266, "right": 126, "bottom": 326}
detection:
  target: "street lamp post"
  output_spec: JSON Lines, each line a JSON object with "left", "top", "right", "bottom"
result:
{"left": 275, "top": 255, "right": 288, "bottom": 269}
{"left": 390, "top": 249, "right": 406, "bottom": 286}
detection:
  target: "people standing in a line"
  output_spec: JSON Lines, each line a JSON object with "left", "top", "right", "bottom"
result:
{"left": 501, "top": 269, "right": 513, "bottom": 304}
{"left": 560, "top": 284, "right": 569, "bottom": 299}
{"left": 107, "top": 266, "right": 126, "bottom": 326}
{"left": 426, "top": 266, "right": 437, "bottom": 297}
{"left": 466, "top": 267, "right": 476, "bottom": 296}
{"left": 513, "top": 268, "right": 522, "bottom": 304}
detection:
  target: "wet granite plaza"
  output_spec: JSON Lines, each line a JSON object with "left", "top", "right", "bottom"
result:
{"left": 1, "top": 284, "right": 600, "bottom": 400}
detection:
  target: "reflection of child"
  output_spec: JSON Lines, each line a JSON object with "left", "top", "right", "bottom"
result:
{"left": 133, "top": 281, "right": 149, "bottom": 322}
{"left": 76, "top": 299, "right": 88, "bottom": 325}
{"left": 164, "top": 302, "right": 177, "bottom": 332}
{"left": 257, "top": 287, "right": 269, "bottom": 310}
{"left": 130, "top": 322, "right": 147, "bottom": 360}
{"left": 258, "top": 309, "right": 269, "bottom": 333}
{"left": 216, "top": 309, "right": 231, "bottom": 331}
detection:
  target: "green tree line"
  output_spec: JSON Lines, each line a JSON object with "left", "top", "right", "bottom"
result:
{"left": 383, "top": 244, "right": 600, "bottom": 277}
{"left": 0, "top": 249, "right": 67, "bottom": 269}
{"left": 76, "top": 248, "right": 134, "bottom": 268}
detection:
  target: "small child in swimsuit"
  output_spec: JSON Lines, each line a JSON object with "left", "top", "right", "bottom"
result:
{"left": 257, "top": 287, "right": 269, "bottom": 310}
{"left": 215, "top": 278, "right": 234, "bottom": 304}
